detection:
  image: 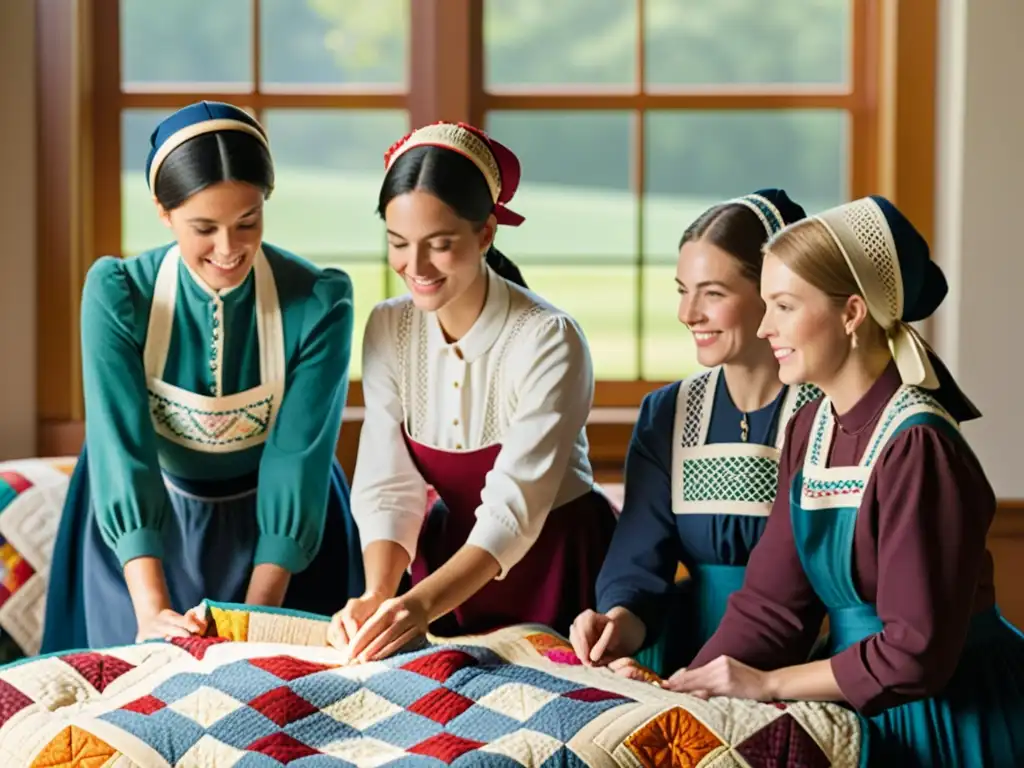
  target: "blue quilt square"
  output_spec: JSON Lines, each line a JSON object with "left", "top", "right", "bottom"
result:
{"left": 287, "top": 671, "right": 363, "bottom": 709}
{"left": 479, "top": 665, "right": 580, "bottom": 695}
{"left": 99, "top": 708, "right": 204, "bottom": 765}
{"left": 540, "top": 746, "right": 590, "bottom": 767}
{"left": 291, "top": 756, "right": 359, "bottom": 767}
{"left": 233, "top": 753, "right": 287, "bottom": 768}
{"left": 284, "top": 712, "right": 360, "bottom": 749}
{"left": 204, "top": 705, "right": 279, "bottom": 749}
{"left": 523, "top": 696, "right": 626, "bottom": 742}
{"left": 208, "top": 660, "right": 287, "bottom": 702}
{"left": 451, "top": 753, "right": 523, "bottom": 768}
{"left": 362, "top": 710, "right": 443, "bottom": 749}
{"left": 150, "top": 672, "right": 208, "bottom": 704}
{"left": 380, "top": 757, "right": 448, "bottom": 768}
{"left": 442, "top": 668, "right": 509, "bottom": 700}
{"left": 363, "top": 669, "right": 441, "bottom": 707}
{"left": 443, "top": 704, "right": 522, "bottom": 743}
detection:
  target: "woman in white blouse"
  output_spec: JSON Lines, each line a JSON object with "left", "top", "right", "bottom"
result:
{"left": 329, "top": 121, "right": 617, "bottom": 663}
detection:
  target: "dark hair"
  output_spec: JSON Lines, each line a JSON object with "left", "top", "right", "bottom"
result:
{"left": 377, "top": 145, "right": 527, "bottom": 288}
{"left": 678, "top": 203, "right": 772, "bottom": 285}
{"left": 154, "top": 131, "right": 274, "bottom": 211}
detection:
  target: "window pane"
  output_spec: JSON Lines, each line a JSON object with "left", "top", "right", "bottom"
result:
{"left": 485, "top": 0, "right": 636, "bottom": 87}
{"left": 263, "top": 109, "right": 407, "bottom": 378}
{"left": 261, "top": 0, "right": 408, "bottom": 87}
{"left": 642, "top": 109, "right": 847, "bottom": 378}
{"left": 122, "top": 109, "right": 174, "bottom": 255}
{"left": 486, "top": 111, "right": 638, "bottom": 378}
{"left": 645, "top": 0, "right": 850, "bottom": 86}
{"left": 642, "top": 264, "right": 699, "bottom": 381}
{"left": 525, "top": 266, "right": 639, "bottom": 380}
{"left": 261, "top": 110, "right": 406, "bottom": 260}
{"left": 121, "top": 0, "right": 252, "bottom": 88}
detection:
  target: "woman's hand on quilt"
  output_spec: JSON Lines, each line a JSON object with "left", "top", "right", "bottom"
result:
{"left": 328, "top": 590, "right": 388, "bottom": 652}
{"left": 134, "top": 607, "right": 207, "bottom": 643}
{"left": 664, "top": 655, "right": 772, "bottom": 701}
{"left": 569, "top": 607, "right": 645, "bottom": 666}
{"left": 342, "top": 594, "right": 430, "bottom": 664}
{"left": 608, "top": 657, "right": 665, "bottom": 686}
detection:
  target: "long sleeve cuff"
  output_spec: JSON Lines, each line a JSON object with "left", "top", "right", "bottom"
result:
{"left": 355, "top": 510, "right": 423, "bottom": 563}
{"left": 830, "top": 644, "right": 886, "bottom": 715}
{"left": 254, "top": 534, "right": 311, "bottom": 574}
{"left": 113, "top": 528, "right": 166, "bottom": 567}
{"left": 465, "top": 516, "right": 529, "bottom": 580}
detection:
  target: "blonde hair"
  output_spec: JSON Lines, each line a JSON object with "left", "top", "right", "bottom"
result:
{"left": 765, "top": 219, "right": 886, "bottom": 343}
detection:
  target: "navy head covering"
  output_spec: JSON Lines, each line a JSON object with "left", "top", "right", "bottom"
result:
{"left": 145, "top": 101, "right": 270, "bottom": 190}
{"left": 730, "top": 188, "right": 807, "bottom": 237}
{"left": 813, "top": 195, "right": 979, "bottom": 422}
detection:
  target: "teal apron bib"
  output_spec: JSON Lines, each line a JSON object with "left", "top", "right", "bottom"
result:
{"left": 791, "top": 387, "right": 1024, "bottom": 767}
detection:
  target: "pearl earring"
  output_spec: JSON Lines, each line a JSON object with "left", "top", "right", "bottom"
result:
{"left": 850, "top": 333, "right": 858, "bottom": 350}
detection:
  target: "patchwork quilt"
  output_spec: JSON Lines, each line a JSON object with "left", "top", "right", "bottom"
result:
{"left": 0, "top": 601, "right": 862, "bottom": 767}
{"left": 0, "top": 457, "right": 74, "bottom": 660}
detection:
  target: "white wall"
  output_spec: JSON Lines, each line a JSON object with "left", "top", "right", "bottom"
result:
{"left": 933, "top": 0, "right": 1024, "bottom": 497}
{"left": 0, "top": 0, "right": 37, "bottom": 459}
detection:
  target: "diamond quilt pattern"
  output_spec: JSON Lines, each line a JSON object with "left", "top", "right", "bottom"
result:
{"left": 0, "top": 601, "right": 862, "bottom": 767}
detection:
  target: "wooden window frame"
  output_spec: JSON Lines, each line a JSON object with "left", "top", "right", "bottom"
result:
{"left": 36, "top": 0, "right": 937, "bottom": 463}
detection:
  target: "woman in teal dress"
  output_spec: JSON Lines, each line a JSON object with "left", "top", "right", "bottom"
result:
{"left": 569, "top": 190, "right": 819, "bottom": 677}
{"left": 42, "top": 101, "right": 364, "bottom": 651}
{"left": 629, "top": 196, "right": 1024, "bottom": 766}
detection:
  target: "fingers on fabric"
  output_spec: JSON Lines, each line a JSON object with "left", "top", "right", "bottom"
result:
{"left": 569, "top": 610, "right": 606, "bottom": 666}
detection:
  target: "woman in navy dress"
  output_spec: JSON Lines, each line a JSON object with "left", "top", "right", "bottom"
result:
{"left": 570, "top": 190, "right": 818, "bottom": 677}
{"left": 635, "top": 196, "right": 1024, "bottom": 766}
{"left": 42, "top": 101, "right": 364, "bottom": 651}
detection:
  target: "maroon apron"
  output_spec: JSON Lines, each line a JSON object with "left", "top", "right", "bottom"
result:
{"left": 404, "top": 431, "right": 616, "bottom": 637}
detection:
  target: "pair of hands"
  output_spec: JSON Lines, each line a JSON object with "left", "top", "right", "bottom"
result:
{"left": 135, "top": 605, "right": 208, "bottom": 642}
{"left": 326, "top": 591, "right": 430, "bottom": 664}
{"left": 569, "top": 609, "right": 776, "bottom": 701}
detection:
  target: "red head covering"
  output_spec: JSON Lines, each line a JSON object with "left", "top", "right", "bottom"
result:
{"left": 384, "top": 121, "right": 525, "bottom": 226}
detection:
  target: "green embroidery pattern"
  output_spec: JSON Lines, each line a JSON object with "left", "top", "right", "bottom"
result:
{"left": 681, "top": 454, "right": 778, "bottom": 504}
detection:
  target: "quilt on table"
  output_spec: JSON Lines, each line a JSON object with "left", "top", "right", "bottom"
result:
{"left": 0, "top": 457, "right": 74, "bottom": 660}
{"left": 0, "top": 601, "right": 862, "bottom": 767}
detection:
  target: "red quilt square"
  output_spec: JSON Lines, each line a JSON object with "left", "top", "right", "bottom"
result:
{"left": 401, "top": 650, "right": 477, "bottom": 683}
{"left": 407, "top": 687, "right": 475, "bottom": 725}
{"left": 0, "top": 679, "right": 33, "bottom": 727}
{"left": 61, "top": 652, "right": 135, "bottom": 693}
{"left": 247, "top": 732, "right": 320, "bottom": 764}
{"left": 169, "top": 635, "right": 229, "bottom": 660}
{"left": 249, "top": 655, "right": 336, "bottom": 681}
{"left": 0, "top": 472, "right": 32, "bottom": 495}
{"left": 563, "top": 687, "right": 628, "bottom": 703}
{"left": 248, "top": 686, "right": 318, "bottom": 727}
{"left": 409, "top": 733, "right": 485, "bottom": 764}
{"left": 121, "top": 695, "right": 166, "bottom": 716}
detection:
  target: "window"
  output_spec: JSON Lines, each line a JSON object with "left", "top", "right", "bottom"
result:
{"left": 37, "top": 0, "right": 934, "bottom": 436}
{"left": 482, "top": 0, "right": 859, "bottom": 385}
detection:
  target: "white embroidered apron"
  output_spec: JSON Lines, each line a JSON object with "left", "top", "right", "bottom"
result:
{"left": 145, "top": 246, "right": 286, "bottom": 454}
{"left": 670, "top": 367, "right": 820, "bottom": 517}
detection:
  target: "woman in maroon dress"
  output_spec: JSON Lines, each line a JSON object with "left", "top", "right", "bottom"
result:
{"left": 611, "top": 195, "right": 1024, "bottom": 766}
{"left": 329, "top": 122, "right": 616, "bottom": 663}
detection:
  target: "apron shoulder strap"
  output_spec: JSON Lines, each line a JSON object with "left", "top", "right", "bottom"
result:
{"left": 860, "top": 386, "right": 961, "bottom": 468}
{"left": 143, "top": 247, "right": 180, "bottom": 380}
